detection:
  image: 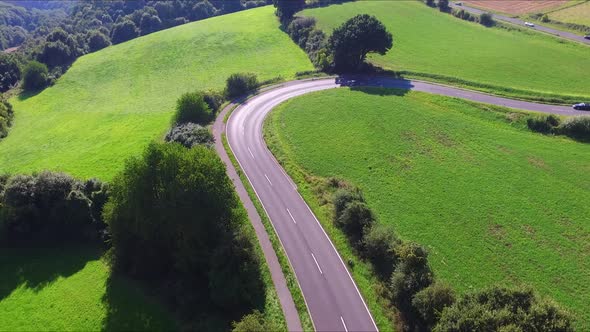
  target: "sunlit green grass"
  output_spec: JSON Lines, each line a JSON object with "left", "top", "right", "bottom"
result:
{"left": 0, "top": 246, "right": 177, "bottom": 331}
{"left": 301, "top": 1, "right": 590, "bottom": 101}
{"left": 265, "top": 88, "right": 590, "bottom": 330}
{"left": 0, "top": 6, "right": 313, "bottom": 180}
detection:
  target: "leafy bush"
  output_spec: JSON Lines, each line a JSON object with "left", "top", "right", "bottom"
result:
{"left": 434, "top": 286, "right": 573, "bottom": 331}
{"left": 0, "top": 171, "right": 106, "bottom": 245}
{"left": 87, "top": 30, "right": 111, "bottom": 52}
{"left": 226, "top": 73, "right": 259, "bottom": 99}
{"left": 0, "top": 53, "right": 20, "bottom": 92}
{"left": 437, "top": 0, "right": 450, "bottom": 12}
{"left": 557, "top": 116, "right": 590, "bottom": 141}
{"left": 286, "top": 17, "right": 332, "bottom": 70}
{"left": 389, "top": 242, "right": 434, "bottom": 325}
{"left": 0, "top": 98, "right": 13, "bottom": 139}
{"left": 203, "top": 89, "right": 225, "bottom": 112}
{"left": 165, "top": 123, "right": 214, "bottom": 148}
{"left": 104, "top": 142, "right": 264, "bottom": 317}
{"left": 412, "top": 282, "right": 456, "bottom": 329}
{"left": 362, "top": 223, "right": 399, "bottom": 279}
{"left": 173, "top": 91, "right": 214, "bottom": 125}
{"left": 333, "top": 188, "right": 364, "bottom": 217}
{"left": 479, "top": 12, "right": 495, "bottom": 27}
{"left": 111, "top": 20, "right": 138, "bottom": 44}
{"left": 527, "top": 114, "right": 560, "bottom": 134}
{"left": 22, "top": 61, "right": 48, "bottom": 91}
{"left": 337, "top": 200, "right": 375, "bottom": 246}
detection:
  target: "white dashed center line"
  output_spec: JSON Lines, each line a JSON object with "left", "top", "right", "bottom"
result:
{"left": 340, "top": 316, "right": 348, "bottom": 332}
{"left": 311, "top": 253, "right": 323, "bottom": 275}
{"left": 286, "top": 208, "right": 296, "bottom": 224}
{"left": 247, "top": 147, "right": 255, "bottom": 159}
{"left": 264, "top": 174, "right": 272, "bottom": 186}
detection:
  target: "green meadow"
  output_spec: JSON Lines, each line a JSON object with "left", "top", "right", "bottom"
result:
{"left": 301, "top": 1, "right": 590, "bottom": 102}
{"left": 265, "top": 88, "right": 590, "bottom": 329}
{"left": 0, "top": 6, "right": 313, "bottom": 180}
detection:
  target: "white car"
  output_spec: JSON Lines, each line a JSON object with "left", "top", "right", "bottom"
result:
{"left": 524, "top": 22, "right": 535, "bottom": 27}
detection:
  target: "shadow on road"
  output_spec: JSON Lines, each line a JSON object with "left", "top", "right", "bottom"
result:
{"left": 336, "top": 75, "right": 413, "bottom": 97}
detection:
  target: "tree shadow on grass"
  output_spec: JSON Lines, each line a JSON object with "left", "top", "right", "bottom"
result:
{"left": 0, "top": 244, "right": 101, "bottom": 301}
{"left": 336, "top": 75, "right": 412, "bottom": 97}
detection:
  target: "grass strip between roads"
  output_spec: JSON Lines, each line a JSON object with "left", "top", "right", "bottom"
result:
{"left": 222, "top": 134, "right": 314, "bottom": 332}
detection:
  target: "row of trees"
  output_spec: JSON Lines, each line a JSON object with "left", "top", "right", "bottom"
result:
{"left": 329, "top": 184, "right": 572, "bottom": 330}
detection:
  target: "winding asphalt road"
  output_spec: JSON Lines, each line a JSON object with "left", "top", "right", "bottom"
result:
{"left": 219, "top": 77, "right": 585, "bottom": 332}
{"left": 449, "top": 3, "right": 590, "bottom": 45}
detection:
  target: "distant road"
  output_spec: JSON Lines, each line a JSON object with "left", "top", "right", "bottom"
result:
{"left": 219, "top": 77, "right": 585, "bottom": 332}
{"left": 449, "top": 3, "right": 590, "bottom": 45}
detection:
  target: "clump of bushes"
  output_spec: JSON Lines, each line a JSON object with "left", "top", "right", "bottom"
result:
{"left": 451, "top": 8, "right": 495, "bottom": 26}
{"left": 104, "top": 142, "right": 264, "bottom": 321}
{"left": 172, "top": 91, "right": 214, "bottom": 125}
{"left": 286, "top": 17, "right": 332, "bottom": 70}
{"left": 558, "top": 116, "right": 590, "bottom": 141}
{"left": 434, "top": 286, "right": 573, "bottom": 331}
{"left": 22, "top": 61, "right": 48, "bottom": 91}
{"left": 165, "top": 123, "right": 214, "bottom": 148}
{"left": 479, "top": 12, "right": 495, "bottom": 27}
{"left": 225, "top": 73, "right": 259, "bottom": 99}
{"left": 0, "top": 171, "right": 108, "bottom": 245}
{"left": 527, "top": 114, "right": 560, "bottom": 134}
{"left": 0, "top": 98, "right": 13, "bottom": 139}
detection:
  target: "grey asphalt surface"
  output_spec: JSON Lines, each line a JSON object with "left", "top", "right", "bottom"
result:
{"left": 222, "top": 77, "right": 586, "bottom": 332}
{"left": 449, "top": 3, "right": 590, "bottom": 45}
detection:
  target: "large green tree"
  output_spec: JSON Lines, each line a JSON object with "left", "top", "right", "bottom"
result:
{"left": 273, "top": 0, "right": 305, "bottom": 22}
{"left": 328, "top": 14, "right": 393, "bottom": 71}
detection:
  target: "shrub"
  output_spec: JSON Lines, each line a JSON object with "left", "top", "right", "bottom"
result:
{"left": 438, "top": 0, "right": 450, "bottom": 12}
{"left": 287, "top": 17, "right": 316, "bottom": 48}
{"left": 165, "top": 123, "right": 214, "bottom": 148}
{"left": 203, "top": 89, "right": 225, "bottom": 112}
{"left": 0, "top": 98, "right": 13, "bottom": 138}
{"left": 0, "top": 53, "right": 21, "bottom": 92}
{"left": 225, "top": 73, "right": 259, "bottom": 99}
{"left": 412, "top": 282, "right": 456, "bottom": 329}
{"left": 104, "top": 142, "right": 264, "bottom": 315}
{"left": 389, "top": 242, "right": 434, "bottom": 322}
{"left": 87, "top": 30, "right": 111, "bottom": 52}
{"left": 0, "top": 171, "right": 106, "bottom": 245}
{"left": 541, "top": 14, "right": 550, "bottom": 23}
{"left": 557, "top": 116, "right": 590, "bottom": 141}
{"left": 111, "top": 20, "right": 138, "bottom": 44}
{"left": 337, "top": 200, "right": 375, "bottom": 246}
{"left": 434, "top": 286, "right": 573, "bottom": 331}
{"left": 479, "top": 12, "right": 495, "bottom": 27}
{"left": 333, "top": 188, "right": 364, "bottom": 218}
{"left": 22, "top": 61, "right": 48, "bottom": 91}
{"left": 527, "top": 114, "right": 561, "bottom": 134}
{"left": 173, "top": 91, "right": 214, "bottom": 125}
{"left": 362, "top": 223, "right": 400, "bottom": 279}
{"left": 425, "top": 0, "right": 435, "bottom": 7}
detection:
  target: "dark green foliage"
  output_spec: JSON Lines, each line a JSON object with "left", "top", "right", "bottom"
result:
{"left": 451, "top": 8, "right": 477, "bottom": 22}
{"left": 223, "top": 0, "right": 244, "bottom": 14}
{"left": 190, "top": 1, "right": 217, "bottom": 21}
{"left": 0, "top": 53, "right": 21, "bottom": 92}
{"left": 389, "top": 242, "right": 434, "bottom": 327}
{"left": 362, "top": 223, "right": 399, "bottom": 279}
{"left": 287, "top": 17, "right": 317, "bottom": 48}
{"left": 333, "top": 188, "right": 363, "bottom": 217}
{"left": 412, "top": 282, "right": 456, "bottom": 329}
{"left": 86, "top": 30, "right": 111, "bottom": 52}
{"left": 232, "top": 310, "right": 277, "bottom": 332}
{"left": 0, "top": 171, "right": 107, "bottom": 245}
{"left": 336, "top": 200, "right": 375, "bottom": 246}
{"left": 22, "top": 60, "right": 48, "bottom": 91}
{"left": 139, "top": 13, "right": 162, "bottom": 36}
{"left": 39, "top": 40, "right": 74, "bottom": 67}
{"left": 328, "top": 14, "right": 393, "bottom": 71}
{"left": 165, "top": 123, "right": 214, "bottom": 148}
{"left": 225, "top": 72, "right": 259, "bottom": 99}
{"left": 111, "top": 20, "right": 138, "bottom": 44}
{"left": 173, "top": 91, "right": 214, "bottom": 125}
{"left": 286, "top": 17, "right": 331, "bottom": 70}
{"left": 273, "top": 0, "right": 305, "bottom": 22}
{"left": 104, "top": 142, "right": 264, "bottom": 319}
{"left": 527, "top": 114, "right": 561, "bottom": 134}
{"left": 0, "top": 98, "right": 13, "bottom": 139}
{"left": 434, "top": 286, "right": 573, "bottom": 332}
{"left": 425, "top": 0, "right": 435, "bottom": 7}
{"left": 479, "top": 12, "right": 495, "bottom": 27}
{"left": 203, "top": 89, "right": 225, "bottom": 112}
{"left": 437, "top": 0, "right": 450, "bottom": 12}
{"left": 557, "top": 116, "right": 590, "bottom": 141}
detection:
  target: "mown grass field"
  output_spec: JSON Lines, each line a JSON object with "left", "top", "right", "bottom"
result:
{"left": 0, "top": 6, "right": 313, "bottom": 180}
{"left": 301, "top": 1, "right": 590, "bottom": 102}
{"left": 0, "top": 246, "right": 177, "bottom": 331}
{"left": 548, "top": 1, "right": 590, "bottom": 26}
{"left": 265, "top": 88, "right": 590, "bottom": 330}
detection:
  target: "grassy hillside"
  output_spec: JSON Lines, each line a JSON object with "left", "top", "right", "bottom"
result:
{"left": 0, "top": 246, "right": 177, "bottom": 331}
{"left": 548, "top": 1, "right": 590, "bottom": 26}
{"left": 265, "top": 88, "right": 590, "bottom": 329}
{"left": 301, "top": 1, "right": 590, "bottom": 101}
{"left": 0, "top": 6, "right": 313, "bottom": 180}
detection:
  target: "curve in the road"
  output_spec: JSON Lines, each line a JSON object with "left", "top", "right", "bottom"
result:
{"left": 449, "top": 3, "right": 590, "bottom": 45}
{"left": 220, "top": 77, "right": 585, "bottom": 332}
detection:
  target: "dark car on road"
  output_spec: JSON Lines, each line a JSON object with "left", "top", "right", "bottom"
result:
{"left": 585, "top": 35, "right": 590, "bottom": 40}
{"left": 573, "top": 103, "right": 590, "bottom": 110}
